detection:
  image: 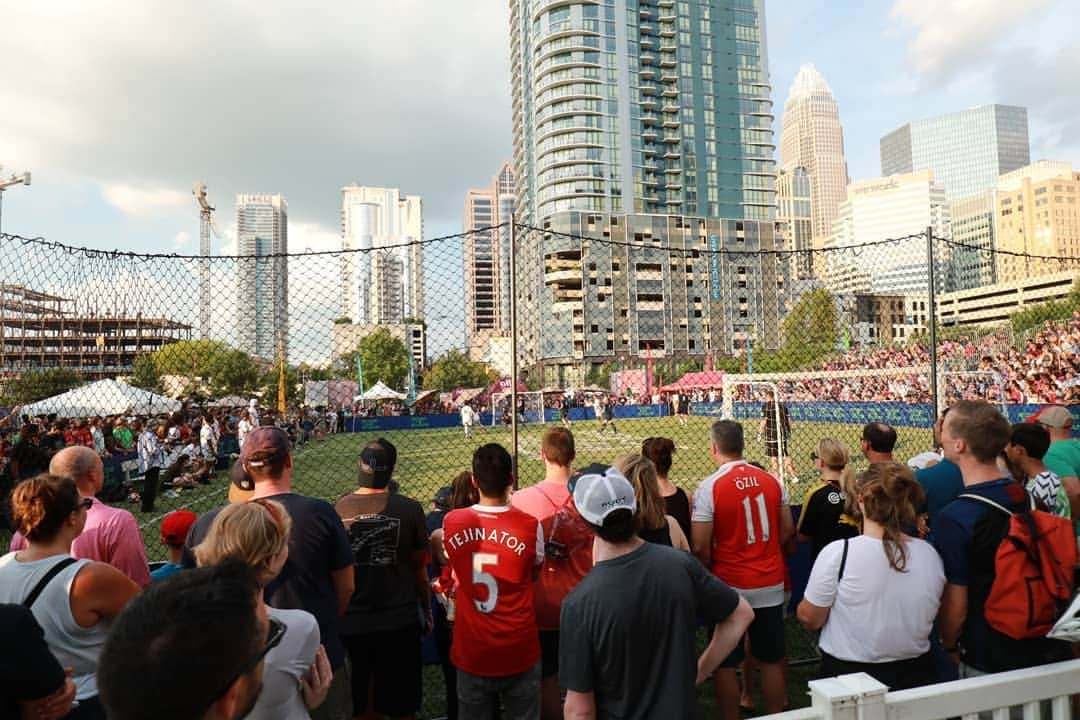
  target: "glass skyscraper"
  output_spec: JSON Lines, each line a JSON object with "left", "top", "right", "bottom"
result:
{"left": 879, "top": 104, "right": 1030, "bottom": 201}
{"left": 510, "top": 0, "right": 776, "bottom": 224}
{"left": 236, "top": 194, "right": 288, "bottom": 361}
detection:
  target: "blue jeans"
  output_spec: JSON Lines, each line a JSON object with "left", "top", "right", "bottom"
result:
{"left": 457, "top": 661, "right": 541, "bottom": 720}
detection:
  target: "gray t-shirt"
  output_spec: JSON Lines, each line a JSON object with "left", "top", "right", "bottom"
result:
{"left": 559, "top": 542, "right": 740, "bottom": 719}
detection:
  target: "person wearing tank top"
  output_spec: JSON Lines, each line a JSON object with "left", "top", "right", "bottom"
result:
{"left": 641, "top": 437, "right": 693, "bottom": 540}
{"left": 0, "top": 474, "right": 139, "bottom": 719}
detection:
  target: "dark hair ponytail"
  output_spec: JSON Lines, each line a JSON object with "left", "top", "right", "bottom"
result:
{"left": 856, "top": 462, "right": 924, "bottom": 572}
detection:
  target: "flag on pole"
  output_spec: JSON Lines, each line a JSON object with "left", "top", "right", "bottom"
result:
{"left": 356, "top": 353, "right": 365, "bottom": 398}
{"left": 706, "top": 351, "right": 713, "bottom": 373}
{"left": 277, "top": 352, "right": 287, "bottom": 413}
{"left": 645, "top": 342, "right": 654, "bottom": 397}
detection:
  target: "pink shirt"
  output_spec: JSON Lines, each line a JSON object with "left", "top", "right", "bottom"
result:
{"left": 10, "top": 497, "right": 151, "bottom": 587}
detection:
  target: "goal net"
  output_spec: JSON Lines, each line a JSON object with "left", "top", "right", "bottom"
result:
{"left": 940, "top": 370, "right": 1007, "bottom": 415}
{"left": 490, "top": 391, "right": 546, "bottom": 426}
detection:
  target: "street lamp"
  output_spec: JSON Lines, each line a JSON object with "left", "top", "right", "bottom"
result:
{"left": 0, "top": 169, "right": 32, "bottom": 236}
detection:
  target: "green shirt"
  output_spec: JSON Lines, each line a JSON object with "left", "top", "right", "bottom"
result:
{"left": 113, "top": 426, "right": 134, "bottom": 449}
{"left": 1043, "top": 438, "right": 1080, "bottom": 534}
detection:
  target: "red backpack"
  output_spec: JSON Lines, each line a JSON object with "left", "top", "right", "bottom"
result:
{"left": 959, "top": 493, "right": 1077, "bottom": 640}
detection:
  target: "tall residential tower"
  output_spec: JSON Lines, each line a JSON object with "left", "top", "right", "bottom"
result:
{"left": 510, "top": 0, "right": 777, "bottom": 224}
{"left": 463, "top": 162, "right": 515, "bottom": 359}
{"left": 778, "top": 64, "right": 849, "bottom": 269}
{"left": 236, "top": 194, "right": 288, "bottom": 361}
{"left": 339, "top": 186, "right": 424, "bottom": 325}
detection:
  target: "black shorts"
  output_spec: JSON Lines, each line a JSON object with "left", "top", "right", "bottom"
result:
{"left": 720, "top": 603, "right": 786, "bottom": 667}
{"left": 765, "top": 439, "right": 789, "bottom": 458}
{"left": 539, "top": 629, "right": 560, "bottom": 678}
{"left": 343, "top": 623, "right": 422, "bottom": 716}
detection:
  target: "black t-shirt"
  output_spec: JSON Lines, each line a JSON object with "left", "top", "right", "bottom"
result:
{"left": 11, "top": 440, "right": 49, "bottom": 480}
{"left": 762, "top": 401, "right": 791, "bottom": 442}
{"left": 184, "top": 492, "right": 354, "bottom": 668}
{"left": 334, "top": 491, "right": 428, "bottom": 635}
{"left": 559, "top": 542, "right": 740, "bottom": 719}
{"left": 663, "top": 488, "right": 692, "bottom": 541}
{"left": 798, "top": 480, "right": 858, "bottom": 561}
{"left": 0, "top": 604, "right": 66, "bottom": 717}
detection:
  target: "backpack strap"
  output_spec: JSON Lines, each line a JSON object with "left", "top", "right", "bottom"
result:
{"left": 23, "top": 557, "right": 77, "bottom": 609}
{"left": 837, "top": 537, "right": 850, "bottom": 583}
{"left": 957, "top": 493, "right": 1014, "bottom": 517}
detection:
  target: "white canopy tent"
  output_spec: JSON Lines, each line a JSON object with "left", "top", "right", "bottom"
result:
{"left": 355, "top": 381, "right": 406, "bottom": 402}
{"left": 209, "top": 394, "right": 249, "bottom": 407}
{"left": 21, "top": 379, "right": 182, "bottom": 418}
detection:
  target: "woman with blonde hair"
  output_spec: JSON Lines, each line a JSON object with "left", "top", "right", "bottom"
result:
{"left": 195, "top": 499, "right": 330, "bottom": 719}
{"left": 797, "top": 462, "right": 944, "bottom": 690}
{"left": 797, "top": 438, "right": 859, "bottom": 561}
{"left": 613, "top": 453, "right": 689, "bottom": 550}
{"left": 0, "top": 474, "right": 139, "bottom": 719}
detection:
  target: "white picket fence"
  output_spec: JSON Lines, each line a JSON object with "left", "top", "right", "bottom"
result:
{"left": 761, "top": 660, "right": 1080, "bottom": 720}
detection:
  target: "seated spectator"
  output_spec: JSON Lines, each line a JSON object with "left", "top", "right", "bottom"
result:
{"left": 798, "top": 462, "right": 944, "bottom": 689}
{"left": 98, "top": 560, "right": 268, "bottom": 720}
{"left": 0, "top": 603, "right": 77, "bottom": 720}
{"left": 1005, "top": 423, "right": 1070, "bottom": 518}
{"left": 195, "top": 500, "right": 330, "bottom": 719}
{"left": 797, "top": 438, "right": 858, "bottom": 562}
{"left": 0, "top": 474, "right": 140, "bottom": 719}
{"left": 613, "top": 454, "right": 689, "bottom": 550}
{"left": 641, "top": 436, "right": 691, "bottom": 540}
{"left": 152, "top": 509, "right": 198, "bottom": 581}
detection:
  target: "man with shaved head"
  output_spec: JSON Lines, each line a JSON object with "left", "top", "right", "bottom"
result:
{"left": 8, "top": 445, "right": 151, "bottom": 586}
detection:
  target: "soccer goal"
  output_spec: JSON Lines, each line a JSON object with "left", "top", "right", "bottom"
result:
{"left": 720, "top": 380, "right": 791, "bottom": 487}
{"left": 490, "top": 391, "right": 546, "bottom": 427}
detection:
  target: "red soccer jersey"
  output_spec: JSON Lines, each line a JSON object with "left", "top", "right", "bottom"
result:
{"left": 443, "top": 504, "right": 542, "bottom": 677}
{"left": 692, "top": 461, "right": 787, "bottom": 591}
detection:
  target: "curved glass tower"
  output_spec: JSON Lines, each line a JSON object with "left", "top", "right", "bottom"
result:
{"left": 511, "top": 0, "right": 776, "bottom": 224}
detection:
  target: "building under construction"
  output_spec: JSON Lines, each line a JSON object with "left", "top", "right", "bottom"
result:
{"left": 0, "top": 285, "right": 191, "bottom": 380}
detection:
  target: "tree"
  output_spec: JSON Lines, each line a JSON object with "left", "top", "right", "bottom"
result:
{"left": 2, "top": 368, "right": 84, "bottom": 405}
{"left": 260, "top": 359, "right": 301, "bottom": 408}
{"left": 356, "top": 328, "right": 410, "bottom": 390}
{"left": 150, "top": 340, "right": 260, "bottom": 396}
{"left": 129, "top": 354, "right": 164, "bottom": 394}
{"left": 424, "top": 349, "right": 497, "bottom": 392}
{"left": 780, "top": 288, "right": 839, "bottom": 368}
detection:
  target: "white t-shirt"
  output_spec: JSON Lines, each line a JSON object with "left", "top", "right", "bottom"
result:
{"left": 804, "top": 535, "right": 944, "bottom": 663}
{"left": 249, "top": 607, "right": 319, "bottom": 720}
{"left": 237, "top": 418, "right": 254, "bottom": 448}
{"left": 460, "top": 406, "right": 474, "bottom": 426}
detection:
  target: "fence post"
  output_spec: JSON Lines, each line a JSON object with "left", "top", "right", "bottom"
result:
{"left": 809, "top": 673, "right": 889, "bottom": 720}
{"left": 927, "top": 225, "right": 939, "bottom": 419}
{"left": 509, "top": 216, "right": 519, "bottom": 487}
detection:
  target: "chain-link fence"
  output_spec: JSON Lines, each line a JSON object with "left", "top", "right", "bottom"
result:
{"left": 1, "top": 222, "right": 1078, "bottom": 716}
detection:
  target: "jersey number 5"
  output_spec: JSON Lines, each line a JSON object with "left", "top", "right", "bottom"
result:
{"left": 741, "top": 493, "right": 771, "bottom": 544}
{"left": 472, "top": 552, "right": 499, "bottom": 613}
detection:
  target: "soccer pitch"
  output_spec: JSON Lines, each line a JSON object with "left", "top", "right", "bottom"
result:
{"left": 127, "top": 415, "right": 933, "bottom": 561}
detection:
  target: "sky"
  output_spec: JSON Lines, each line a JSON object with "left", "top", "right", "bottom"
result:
{"left": 1, "top": 0, "right": 1078, "bottom": 363}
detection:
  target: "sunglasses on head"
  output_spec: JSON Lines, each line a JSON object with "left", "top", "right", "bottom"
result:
{"left": 78, "top": 497, "right": 93, "bottom": 511}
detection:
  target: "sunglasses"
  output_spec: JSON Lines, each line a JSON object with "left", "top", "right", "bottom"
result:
{"left": 79, "top": 497, "right": 93, "bottom": 511}
{"left": 209, "top": 617, "right": 286, "bottom": 704}
{"left": 810, "top": 452, "right": 819, "bottom": 461}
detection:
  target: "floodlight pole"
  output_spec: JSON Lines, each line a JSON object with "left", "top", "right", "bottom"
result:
{"left": 509, "top": 215, "right": 520, "bottom": 486}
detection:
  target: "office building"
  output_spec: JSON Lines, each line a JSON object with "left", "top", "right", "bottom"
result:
{"left": 995, "top": 160, "right": 1080, "bottom": 283}
{"left": 339, "top": 186, "right": 424, "bottom": 325}
{"left": 949, "top": 191, "right": 998, "bottom": 290}
{"left": 880, "top": 104, "right": 1030, "bottom": 201}
{"left": 825, "top": 171, "right": 950, "bottom": 295}
{"left": 509, "top": 0, "right": 777, "bottom": 224}
{"left": 778, "top": 64, "right": 849, "bottom": 268}
{"left": 776, "top": 166, "right": 814, "bottom": 280}
{"left": 463, "top": 161, "right": 516, "bottom": 360}
{"left": 331, "top": 321, "right": 426, "bottom": 373}
{"left": 516, "top": 211, "right": 788, "bottom": 386}
{"left": 236, "top": 194, "right": 288, "bottom": 361}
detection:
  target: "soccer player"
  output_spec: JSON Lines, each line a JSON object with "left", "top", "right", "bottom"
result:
{"left": 444, "top": 443, "right": 544, "bottom": 718}
{"left": 692, "top": 420, "right": 794, "bottom": 720}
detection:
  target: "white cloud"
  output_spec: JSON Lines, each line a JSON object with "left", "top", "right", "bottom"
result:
{"left": 889, "top": 0, "right": 1054, "bottom": 82}
{"left": 102, "top": 184, "right": 188, "bottom": 219}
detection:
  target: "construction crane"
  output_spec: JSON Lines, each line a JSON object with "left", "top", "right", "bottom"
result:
{"left": 193, "top": 182, "right": 221, "bottom": 340}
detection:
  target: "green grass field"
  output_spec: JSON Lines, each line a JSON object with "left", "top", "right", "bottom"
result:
{"left": 5, "top": 416, "right": 930, "bottom": 719}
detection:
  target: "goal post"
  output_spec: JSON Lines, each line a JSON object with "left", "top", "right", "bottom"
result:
{"left": 939, "top": 370, "right": 1007, "bottom": 416}
{"left": 490, "top": 391, "right": 546, "bottom": 426}
{"left": 720, "top": 380, "right": 788, "bottom": 486}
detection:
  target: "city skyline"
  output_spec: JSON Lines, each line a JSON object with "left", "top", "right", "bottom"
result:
{"left": 235, "top": 193, "right": 288, "bottom": 361}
